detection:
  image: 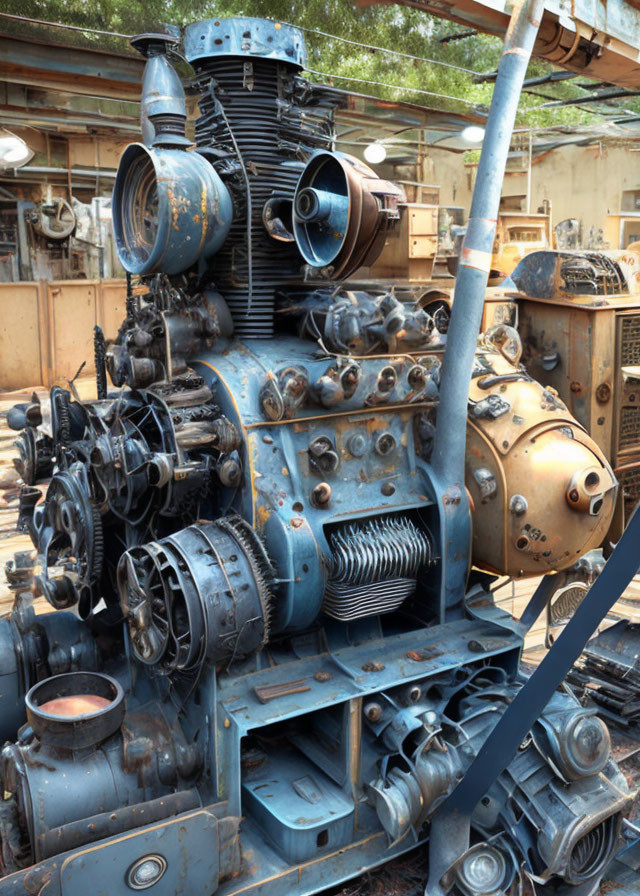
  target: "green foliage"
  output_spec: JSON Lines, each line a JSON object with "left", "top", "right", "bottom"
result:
{"left": 2, "top": 0, "right": 605, "bottom": 127}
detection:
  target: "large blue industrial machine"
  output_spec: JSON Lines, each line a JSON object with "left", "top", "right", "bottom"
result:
{"left": 1, "top": 14, "right": 638, "bottom": 896}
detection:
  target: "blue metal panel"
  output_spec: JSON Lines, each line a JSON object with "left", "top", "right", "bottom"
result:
{"left": 195, "top": 340, "right": 440, "bottom": 631}
{"left": 217, "top": 618, "right": 521, "bottom": 733}
{"left": 184, "top": 17, "right": 306, "bottom": 68}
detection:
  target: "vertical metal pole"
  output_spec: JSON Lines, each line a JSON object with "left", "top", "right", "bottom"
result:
{"left": 527, "top": 129, "right": 533, "bottom": 213}
{"left": 430, "top": 0, "right": 544, "bottom": 613}
{"left": 425, "top": 0, "right": 544, "bottom": 886}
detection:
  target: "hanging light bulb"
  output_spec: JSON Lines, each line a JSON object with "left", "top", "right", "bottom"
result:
{"left": 460, "top": 125, "right": 486, "bottom": 144}
{"left": 364, "top": 142, "right": 387, "bottom": 165}
{"left": 0, "top": 131, "right": 33, "bottom": 169}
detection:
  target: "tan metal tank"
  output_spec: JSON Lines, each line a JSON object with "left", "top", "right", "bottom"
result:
{"left": 466, "top": 348, "right": 617, "bottom": 577}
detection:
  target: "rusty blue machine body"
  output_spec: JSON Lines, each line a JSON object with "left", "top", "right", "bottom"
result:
{"left": 2, "top": 12, "right": 640, "bottom": 896}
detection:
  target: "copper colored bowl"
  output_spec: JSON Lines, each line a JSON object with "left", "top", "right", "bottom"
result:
{"left": 25, "top": 672, "right": 124, "bottom": 750}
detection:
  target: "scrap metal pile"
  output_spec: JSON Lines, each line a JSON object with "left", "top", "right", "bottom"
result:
{"left": 0, "top": 16, "right": 635, "bottom": 896}
{"left": 568, "top": 622, "right": 640, "bottom": 726}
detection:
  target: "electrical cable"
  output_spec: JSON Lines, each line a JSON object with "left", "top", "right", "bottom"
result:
{"left": 304, "top": 67, "right": 479, "bottom": 107}
{"left": 0, "top": 10, "right": 129, "bottom": 39}
{"left": 276, "top": 18, "right": 483, "bottom": 74}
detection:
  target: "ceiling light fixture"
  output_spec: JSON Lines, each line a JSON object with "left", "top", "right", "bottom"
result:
{"left": 0, "top": 131, "right": 33, "bottom": 170}
{"left": 364, "top": 142, "right": 387, "bottom": 164}
{"left": 460, "top": 125, "right": 486, "bottom": 144}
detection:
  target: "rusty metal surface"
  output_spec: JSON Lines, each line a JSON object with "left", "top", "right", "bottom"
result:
{"left": 0, "top": 11, "right": 638, "bottom": 896}
{"left": 467, "top": 349, "right": 617, "bottom": 576}
{"left": 378, "top": 0, "right": 640, "bottom": 90}
{"left": 513, "top": 249, "right": 640, "bottom": 528}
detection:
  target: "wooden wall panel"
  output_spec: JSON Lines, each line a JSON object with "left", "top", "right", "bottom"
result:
{"left": 48, "top": 281, "right": 98, "bottom": 381}
{"left": 0, "top": 282, "right": 43, "bottom": 391}
{"left": 98, "top": 279, "right": 127, "bottom": 341}
{"left": 0, "top": 279, "right": 126, "bottom": 392}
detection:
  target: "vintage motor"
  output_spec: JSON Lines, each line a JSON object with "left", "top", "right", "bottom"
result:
{"left": 0, "top": 16, "right": 631, "bottom": 896}
{"left": 364, "top": 682, "right": 631, "bottom": 890}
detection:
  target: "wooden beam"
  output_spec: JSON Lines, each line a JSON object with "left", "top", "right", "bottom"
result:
{"left": 0, "top": 33, "right": 142, "bottom": 101}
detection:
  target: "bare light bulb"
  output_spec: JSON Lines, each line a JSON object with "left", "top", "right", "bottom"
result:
{"left": 0, "top": 133, "right": 32, "bottom": 168}
{"left": 364, "top": 142, "right": 387, "bottom": 165}
{"left": 460, "top": 125, "right": 486, "bottom": 144}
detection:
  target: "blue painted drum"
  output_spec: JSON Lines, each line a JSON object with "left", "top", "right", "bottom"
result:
{"left": 112, "top": 142, "right": 233, "bottom": 275}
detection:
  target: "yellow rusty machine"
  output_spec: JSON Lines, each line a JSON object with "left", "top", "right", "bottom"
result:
{"left": 506, "top": 248, "right": 640, "bottom": 529}
{"left": 465, "top": 344, "right": 616, "bottom": 576}
{"left": 489, "top": 211, "right": 552, "bottom": 283}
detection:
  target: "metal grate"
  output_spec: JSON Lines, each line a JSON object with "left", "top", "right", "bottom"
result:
{"left": 619, "top": 406, "right": 640, "bottom": 452}
{"left": 620, "top": 315, "right": 640, "bottom": 366}
{"left": 618, "top": 465, "right": 640, "bottom": 518}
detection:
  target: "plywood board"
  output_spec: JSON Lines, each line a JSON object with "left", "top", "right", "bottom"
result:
{"left": 0, "top": 283, "right": 43, "bottom": 391}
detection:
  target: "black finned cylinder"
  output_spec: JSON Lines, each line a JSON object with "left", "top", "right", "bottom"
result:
{"left": 190, "top": 57, "right": 338, "bottom": 338}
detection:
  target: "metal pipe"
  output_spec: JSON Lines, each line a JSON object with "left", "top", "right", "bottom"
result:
{"left": 527, "top": 130, "right": 532, "bottom": 212}
{"left": 8, "top": 166, "right": 116, "bottom": 178}
{"left": 430, "top": 0, "right": 544, "bottom": 614}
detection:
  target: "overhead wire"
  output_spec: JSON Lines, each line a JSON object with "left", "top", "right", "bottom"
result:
{"left": 268, "top": 17, "right": 482, "bottom": 75}
{"left": 0, "top": 10, "right": 129, "bottom": 39}
{"left": 0, "top": 9, "right": 629, "bottom": 123}
{"left": 303, "top": 67, "right": 480, "bottom": 108}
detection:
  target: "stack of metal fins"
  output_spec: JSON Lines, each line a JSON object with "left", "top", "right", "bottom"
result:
{"left": 190, "top": 61, "right": 338, "bottom": 338}
{"left": 324, "top": 516, "right": 434, "bottom": 621}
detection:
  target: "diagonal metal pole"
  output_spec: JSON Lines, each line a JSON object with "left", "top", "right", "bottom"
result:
{"left": 426, "top": 506, "right": 640, "bottom": 893}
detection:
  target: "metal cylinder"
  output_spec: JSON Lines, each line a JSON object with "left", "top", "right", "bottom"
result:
{"left": 112, "top": 142, "right": 232, "bottom": 276}
{"left": 186, "top": 18, "right": 336, "bottom": 338}
{"left": 430, "top": 0, "right": 545, "bottom": 614}
{"left": 117, "top": 518, "right": 272, "bottom": 670}
{"left": 293, "top": 151, "right": 404, "bottom": 278}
